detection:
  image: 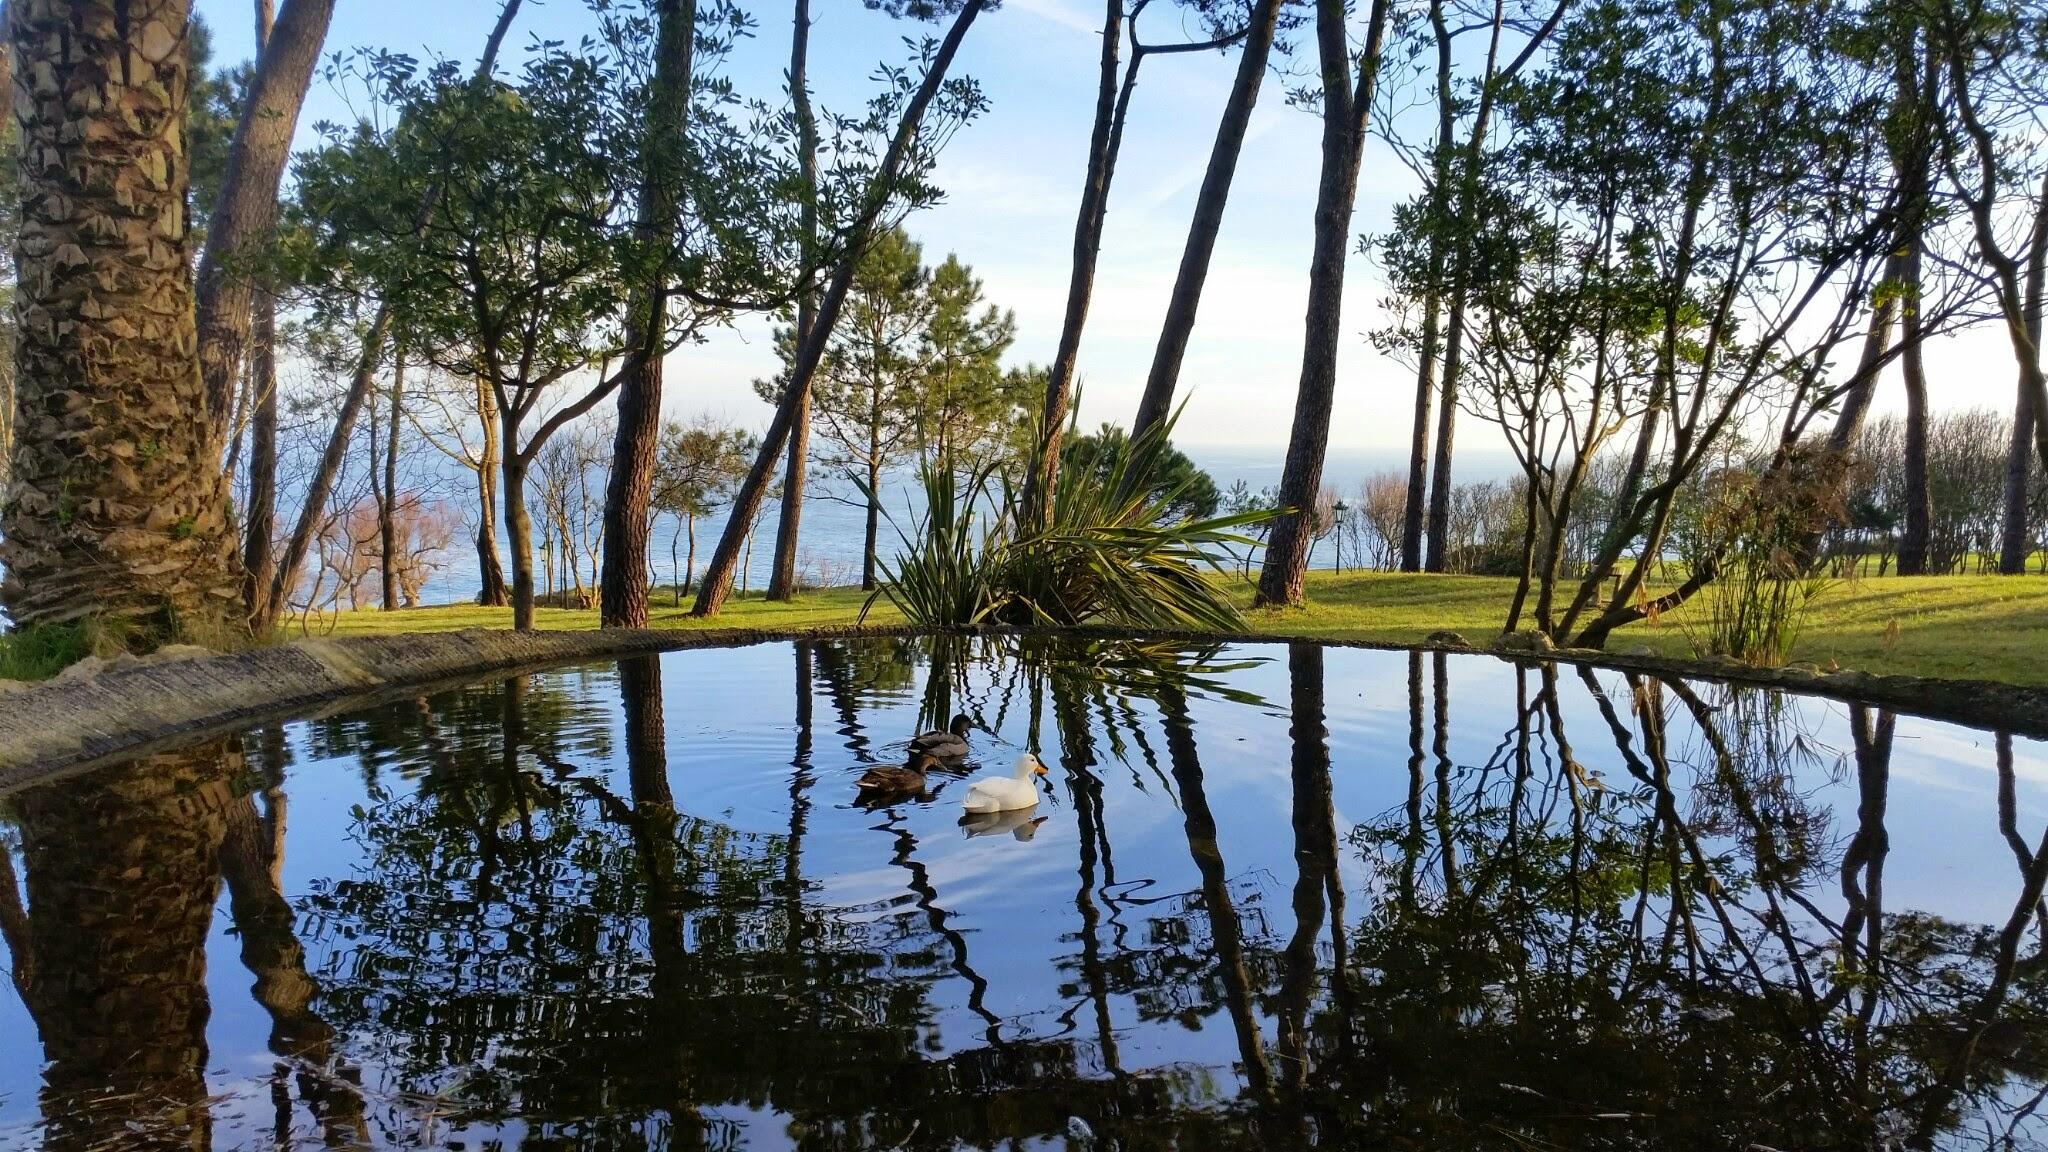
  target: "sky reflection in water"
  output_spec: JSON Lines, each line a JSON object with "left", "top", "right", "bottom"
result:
{"left": 3, "top": 636, "right": 2048, "bottom": 1150}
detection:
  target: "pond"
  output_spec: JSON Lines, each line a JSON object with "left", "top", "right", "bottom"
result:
{"left": 2, "top": 636, "right": 2046, "bottom": 1150}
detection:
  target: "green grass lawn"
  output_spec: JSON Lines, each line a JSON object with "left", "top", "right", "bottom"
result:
{"left": 312, "top": 570, "right": 2048, "bottom": 686}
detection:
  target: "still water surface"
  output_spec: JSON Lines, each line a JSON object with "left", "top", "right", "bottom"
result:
{"left": 3, "top": 637, "right": 2048, "bottom": 1149}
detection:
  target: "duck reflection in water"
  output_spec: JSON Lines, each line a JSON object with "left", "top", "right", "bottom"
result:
{"left": 960, "top": 808, "right": 1051, "bottom": 841}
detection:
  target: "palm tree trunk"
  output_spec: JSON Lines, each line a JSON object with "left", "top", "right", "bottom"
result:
{"left": 600, "top": 0, "right": 696, "bottom": 628}
{"left": 1254, "top": 0, "right": 1394, "bottom": 607}
{"left": 196, "top": 0, "right": 336, "bottom": 454}
{"left": 16, "top": 741, "right": 236, "bottom": 1151}
{"left": 2, "top": 0, "right": 241, "bottom": 641}
{"left": 1128, "top": 0, "right": 1286, "bottom": 442}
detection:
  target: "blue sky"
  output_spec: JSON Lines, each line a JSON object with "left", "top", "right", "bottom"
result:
{"left": 197, "top": 0, "right": 2014, "bottom": 455}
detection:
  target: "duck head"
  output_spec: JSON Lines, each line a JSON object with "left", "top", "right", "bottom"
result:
{"left": 950, "top": 713, "right": 973, "bottom": 738}
{"left": 1014, "top": 752, "right": 1049, "bottom": 779}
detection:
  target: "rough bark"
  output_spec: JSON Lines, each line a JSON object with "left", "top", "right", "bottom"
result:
{"left": 195, "top": 0, "right": 335, "bottom": 454}
{"left": 692, "top": 0, "right": 988, "bottom": 617}
{"left": 240, "top": 289, "right": 279, "bottom": 611}
{"left": 1254, "top": 0, "right": 1393, "bottom": 606}
{"left": 0, "top": 0, "right": 13, "bottom": 500}
{"left": 600, "top": 0, "right": 696, "bottom": 628}
{"left": 767, "top": 0, "right": 821, "bottom": 602}
{"left": 15, "top": 741, "right": 235, "bottom": 1152}
{"left": 2, "top": 0, "right": 243, "bottom": 639}
{"left": 1127, "top": 0, "right": 1285, "bottom": 443}
{"left": 255, "top": 0, "right": 525, "bottom": 634}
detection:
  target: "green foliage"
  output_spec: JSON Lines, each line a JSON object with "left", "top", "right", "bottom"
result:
{"left": 757, "top": 226, "right": 932, "bottom": 489}
{"left": 1679, "top": 448, "right": 1853, "bottom": 666}
{"left": 289, "top": 50, "right": 645, "bottom": 392}
{"left": 916, "top": 253, "right": 1020, "bottom": 474}
{"left": 760, "top": 230, "right": 1027, "bottom": 485}
{"left": 652, "top": 417, "right": 758, "bottom": 522}
{"left": 863, "top": 409, "right": 1274, "bottom": 630}
{"left": 1060, "top": 423, "right": 1220, "bottom": 520}
{"left": 0, "top": 621, "right": 94, "bottom": 681}
{"left": 186, "top": 14, "right": 242, "bottom": 239}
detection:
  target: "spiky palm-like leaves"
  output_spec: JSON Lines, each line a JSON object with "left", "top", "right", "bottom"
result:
{"left": 862, "top": 410, "right": 1274, "bottom": 630}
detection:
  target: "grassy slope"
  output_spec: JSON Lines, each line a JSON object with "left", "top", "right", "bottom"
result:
{"left": 317, "top": 571, "right": 2048, "bottom": 686}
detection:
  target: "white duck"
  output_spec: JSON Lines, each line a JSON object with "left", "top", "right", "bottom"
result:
{"left": 960, "top": 753, "right": 1048, "bottom": 813}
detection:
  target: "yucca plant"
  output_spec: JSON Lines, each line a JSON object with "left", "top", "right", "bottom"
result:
{"left": 860, "top": 458, "right": 1010, "bottom": 628}
{"left": 861, "top": 406, "right": 1277, "bottom": 631}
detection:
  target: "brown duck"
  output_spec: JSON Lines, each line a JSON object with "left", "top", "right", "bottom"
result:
{"left": 856, "top": 751, "right": 943, "bottom": 797}
{"left": 909, "top": 714, "right": 974, "bottom": 761}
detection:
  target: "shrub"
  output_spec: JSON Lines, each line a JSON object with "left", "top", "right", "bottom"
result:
{"left": 863, "top": 411, "right": 1272, "bottom": 631}
{"left": 1680, "top": 448, "right": 1851, "bottom": 666}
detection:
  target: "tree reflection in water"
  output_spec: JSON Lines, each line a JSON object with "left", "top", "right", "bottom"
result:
{"left": 2, "top": 638, "right": 2048, "bottom": 1149}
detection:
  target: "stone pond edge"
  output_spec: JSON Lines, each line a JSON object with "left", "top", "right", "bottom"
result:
{"left": 3, "top": 622, "right": 2046, "bottom": 791}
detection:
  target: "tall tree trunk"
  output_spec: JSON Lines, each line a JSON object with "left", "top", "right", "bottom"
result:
{"left": 1897, "top": 240, "right": 1932, "bottom": 575}
{"left": 1827, "top": 251, "right": 1906, "bottom": 455}
{"left": 1254, "top": 0, "right": 1393, "bottom": 607}
{"left": 2, "top": 0, "right": 242, "bottom": 641}
{"left": 474, "top": 377, "right": 509, "bottom": 605}
{"left": 1400, "top": 2, "right": 1457, "bottom": 573}
{"left": 1128, "top": 0, "right": 1285, "bottom": 443}
{"left": 1400, "top": 294, "right": 1442, "bottom": 573}
{"left": 241, "top": 290, "right": 280, "bottom": 611}
{"left": 600, "top": 0, "right": 696, "bottom": 628}
{"left": 693, "top": 0, "right": 989, "bottom": 617}
{"left": 1027, "top": 0, "right": 1125, "bottom": 524}
{"left": 379, "top": 355, "right": 404, "bottom": 608}
{"left": 1422, "top": 6, "right": 1511, "bottom": 575}
{"left": 503, "top": 426, "right": 537, "bottom": 631}
{"left": 196, "top": 0, "right": 336, "bottom": 456}
{"left": 16, "top": 741, "right": 236, "bottom": 1151}
{"left": 863, "top": 457, "right": 883, "bottom": 591}
{"left": 219, "top": 785, "right": 368, "bottom": 1141}
{"left": 1422, "top": 307, "right": 1464, "bottom": 572}
{"left": 1999, "top": 179, "right": 2048, "bottom": 573}
{"left": 768, "top": 0, "right": 820, "bottom": 602}
{"left": 255, "top": 0, "right": 525, "bottom": 634}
